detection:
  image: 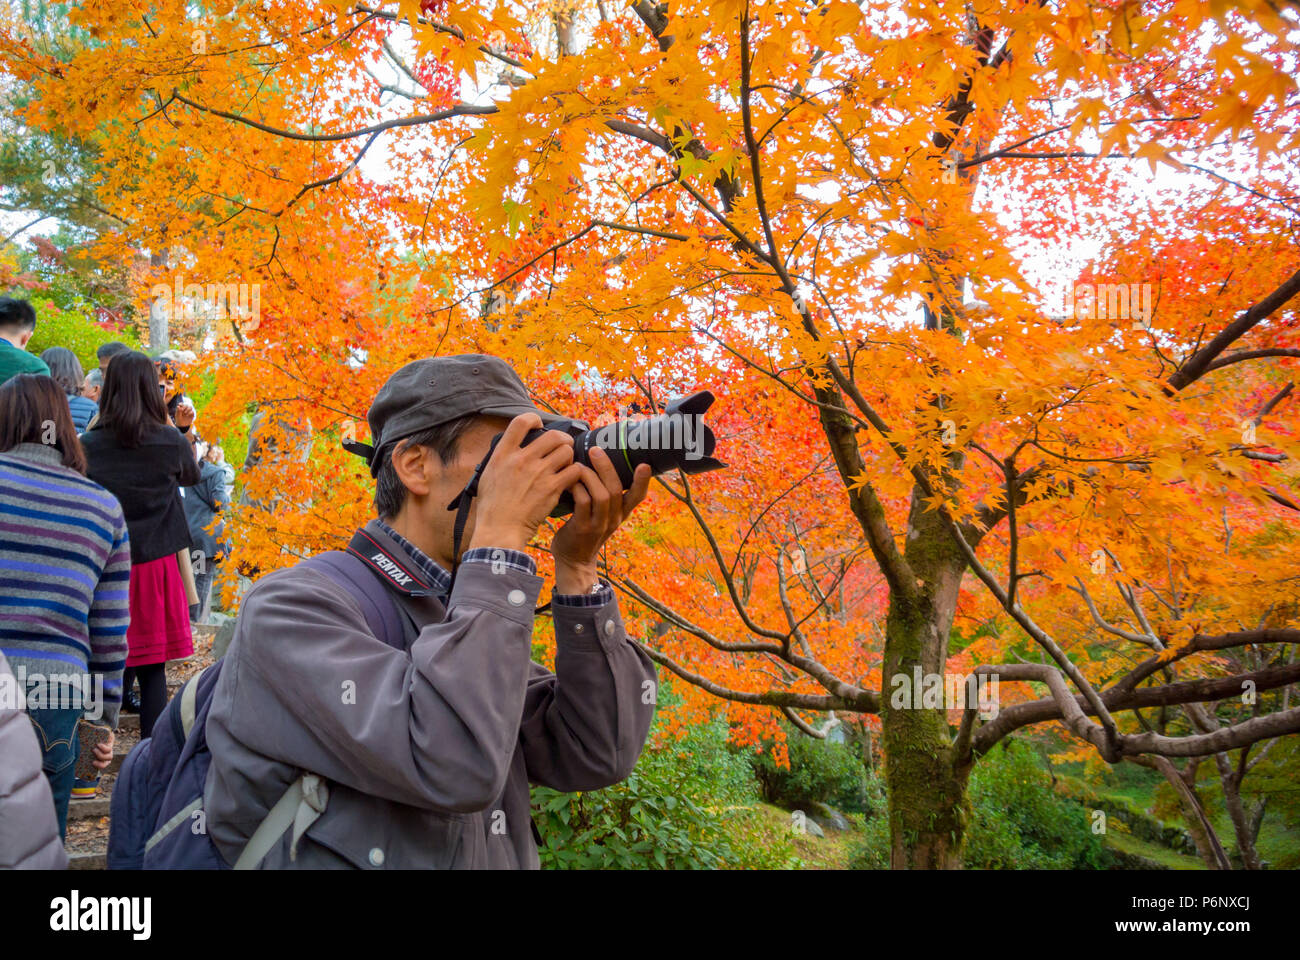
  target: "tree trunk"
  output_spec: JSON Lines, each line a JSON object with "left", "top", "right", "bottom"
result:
{"left": 881, "top": 503, "right": 972, "bottom": 868}
{"left": 149, "top": 248, "right": 169, "bottom": 350}
{"left": 1213, "top": 755, "right": 1262, "bottom": 869}
{"left": 1145, "top": 755, "right": 1232, "bottom": 870}
{"left": 553, "top": 4, "right": 576, "bottom": 56}
{"left": 1182, "top": 703, "right": 1263, "bottom": 869}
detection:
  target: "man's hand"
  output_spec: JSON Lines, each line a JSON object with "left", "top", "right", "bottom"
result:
{"left": 174, "top": 399, "right": 196, "bottom": 429}
{"left": 552, "top": 447, "right": 652, "bottom": 594}
{"left": 92, "top": 731, "right": 115, "bottom": 771}
{"left": 468, "top": 414, "right": 585, "bottom": 554}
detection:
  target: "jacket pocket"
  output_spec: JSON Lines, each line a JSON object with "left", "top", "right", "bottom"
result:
{"left": 296, "top": 786, "right": 471, "bottom": 869}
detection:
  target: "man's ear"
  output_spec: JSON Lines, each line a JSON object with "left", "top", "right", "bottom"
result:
{"left": 16, "top": 330, "right": 33, "bottom": 349}
{"left": 391, "top": 440, "right": 434, "bottom": 497}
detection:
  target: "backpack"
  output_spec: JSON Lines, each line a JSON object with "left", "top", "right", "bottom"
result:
{"left": 107, "top": 549, "right": 406, "bottom": 870}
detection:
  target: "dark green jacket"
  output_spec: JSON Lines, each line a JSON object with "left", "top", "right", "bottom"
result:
{"left": 0, "top": 337, "right": 50, "bottom": 385}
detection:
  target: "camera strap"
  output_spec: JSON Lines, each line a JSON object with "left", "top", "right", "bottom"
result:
{"left": 447, "top": 488, "right": 474, "bottom": 597}
{"left": 445, "top": 452, "right": 488, "bottom": 597}
{"left": 445, "top": 471, "right": 552, "bottom": 615}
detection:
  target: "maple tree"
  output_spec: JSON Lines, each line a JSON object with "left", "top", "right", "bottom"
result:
{"left": 3, "top": 0, "right": 1298, "bottom": 868}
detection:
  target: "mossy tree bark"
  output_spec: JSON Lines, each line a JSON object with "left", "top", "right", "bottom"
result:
{"left": 880, "top": 492, "right": 977, "bottom": 869}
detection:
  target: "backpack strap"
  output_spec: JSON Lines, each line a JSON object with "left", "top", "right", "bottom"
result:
{"left": 230, "top": 548, "right": 408, "bottom": 869}
{"left": 179, "top": 663, "right": 216, "bottom": 739}
{"left": 308, "top": 551, "right": 407, "bottom": 651}
{"left": 232, "top": 773, "right": 329, "bottom": 869}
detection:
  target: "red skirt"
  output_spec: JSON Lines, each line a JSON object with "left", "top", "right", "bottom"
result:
{"left": 126, "top": 554, "right": 194, "bottom": 667}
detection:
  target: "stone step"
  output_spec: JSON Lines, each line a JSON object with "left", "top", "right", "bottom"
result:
{"left": 67, "top": 850, "right": 106, "bottom": 870}
{"left": 118, "top": 713, "right": 139, "bottom": 733}
{"left": 68, "top": 796, "right": 112, "bottom": 821}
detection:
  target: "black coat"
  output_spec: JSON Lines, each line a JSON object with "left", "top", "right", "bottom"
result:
{"left": 82, "top": 422, "right": 201, "bottom": 565}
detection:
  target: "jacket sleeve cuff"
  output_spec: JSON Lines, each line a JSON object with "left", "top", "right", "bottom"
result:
{"left": 445, "top": 558, "right": 544, "bottom": 627}
{"left": 552, "top": 579, "right": 614, "bottom": 608}
{"left": 459, "top": 547, "right": 537, "bottom": 577}
{"left": 551, "top": 587, "right": 626, "bottom": 651}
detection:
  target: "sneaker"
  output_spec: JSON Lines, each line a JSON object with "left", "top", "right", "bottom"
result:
{"left": 123, "top": 688, "right": 141, "bottom": 714}
{"left": 71, "top": 780, "right": 99, "bottom": 801}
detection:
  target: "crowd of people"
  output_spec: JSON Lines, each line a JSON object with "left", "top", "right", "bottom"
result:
{"left": 2, "top": 296, "right": 657, "bottom": 872}
{"left": 0, "top": 295, "right": 233, "bottom": 865}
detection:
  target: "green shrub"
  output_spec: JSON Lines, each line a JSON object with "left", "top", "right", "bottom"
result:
{"left": 749, "top": 722, "right": 873, "bottom": 814}
{"left": 848, "top": 741, "right": 1111, "bottom": 869}
{"left": 532, "top": 712, "right": 768, "bottom": 869}
{"left": 711, "top": 805, "right": 805, "bottom": 870}
{"left": 20, "top": 297, "right": 141, "bottom": 374}
{"left": 846, "top": 772, "right": 891, "bottom": 869}
{"left": 965, "top": 741, "right": 1111, "bottom": 869}
{"left": 532, "top": 772, "right": 730, "bottom": 869}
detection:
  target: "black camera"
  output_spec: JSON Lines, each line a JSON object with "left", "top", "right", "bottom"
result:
{"left": 451, "top": 391, "right": 726, "bottom": 518}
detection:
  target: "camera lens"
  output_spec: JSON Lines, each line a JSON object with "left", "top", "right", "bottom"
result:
{"left": 530, "top": 393, "right": 726, "bottom": 517}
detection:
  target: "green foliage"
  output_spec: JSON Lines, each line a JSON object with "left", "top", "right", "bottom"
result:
{"left": 532, "top": 714, "right": 733, "bottom": 869}
{"left": 845, "top": 792, "right": 892, "bottom": 869}
{"left": 1235, "top": 736, "right": 1300, "bottom": 869}
{"left": 18, "top": 297, "right": 140, "bottom": 374}
{"left": 1053, "top": 772, "right": 1199, "bottom": 856}
{"left": 848, "top": 741, "right": 1111, "bottom": 869}
{"left": 213, "top": 408, "right": 253, "bottom": 477}
{"left": 712, "top": 804, "right": 805, "bottom": 870}
{"left": 1, "top": 10, "right": 110, "bottom": 245}
{"left": 964, "top": 741, "right": 1111, "bottom": 869}
{"left": 749, "top": 722, "right": 873, "bottom": 814}
{"left": 533, "top": 712, "right": 802, "bottom": 869}
{"left": 188, "top": 368, "right": 219, "bottom": 413}
{"left": 9, "top": 221, "right": 134, "bottom": 313}
{"left": 532, "top": 770, "right": 728, "bottom": 870}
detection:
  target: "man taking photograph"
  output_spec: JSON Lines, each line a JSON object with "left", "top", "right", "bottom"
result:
{"left": 203, "top": 354, "right": 658, "bottom": 868}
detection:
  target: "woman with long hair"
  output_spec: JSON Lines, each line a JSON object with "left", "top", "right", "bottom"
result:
{"left": 0, "top": 374, "right": 126, "bottom": 835}
{"left": 39, "top": 346, "right": 98, "bottom": 432}
{"left": 81, "top": 351, "right": 200, "bottom": 741}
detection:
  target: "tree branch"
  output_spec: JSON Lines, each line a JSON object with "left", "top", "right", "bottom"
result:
{"left": 1168, "top": 267, "right": 1300, "bottom": 391}
{"left": 971, "top": 659, "right": 1300, "bottom": 755}
{"left": 167, "top": 89, "right": 496, "bottom": 141}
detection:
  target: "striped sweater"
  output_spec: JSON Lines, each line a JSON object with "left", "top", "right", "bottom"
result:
{"left": 0, "top": 443, "right": 130, "bottom": 728}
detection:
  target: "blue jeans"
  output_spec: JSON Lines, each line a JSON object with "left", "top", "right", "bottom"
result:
{"left": 191, "top": 565, "right": 216, "bottom": 621}
{"left": 26, "top": 707, "right": 81, "bottom": 841}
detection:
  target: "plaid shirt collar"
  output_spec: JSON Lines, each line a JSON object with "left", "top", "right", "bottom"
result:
{"left": 375, "top": 519, "right": 453, "bottom": 599}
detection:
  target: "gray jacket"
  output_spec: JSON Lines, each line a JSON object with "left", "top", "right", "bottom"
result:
{"left": 203, "top": 521, "right": 657, "bottom": 868}
{"left": 180, "top": 460, "right": 228, "bottom": 561}
{"left": 0, "top": 651, "right": 69, "bottom": 869}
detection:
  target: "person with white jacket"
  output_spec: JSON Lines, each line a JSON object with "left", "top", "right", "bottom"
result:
{"left": 0, "top": 650, "right": 69, "bottom": 869}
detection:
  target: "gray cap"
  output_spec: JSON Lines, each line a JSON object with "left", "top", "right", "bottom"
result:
{"left": 345, "top": 354, "right": 575, "bottom": 477}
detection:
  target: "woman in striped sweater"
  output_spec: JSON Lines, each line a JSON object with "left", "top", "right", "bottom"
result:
{"left": 0, "top": 374, "right": 129, "bottom": 839}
